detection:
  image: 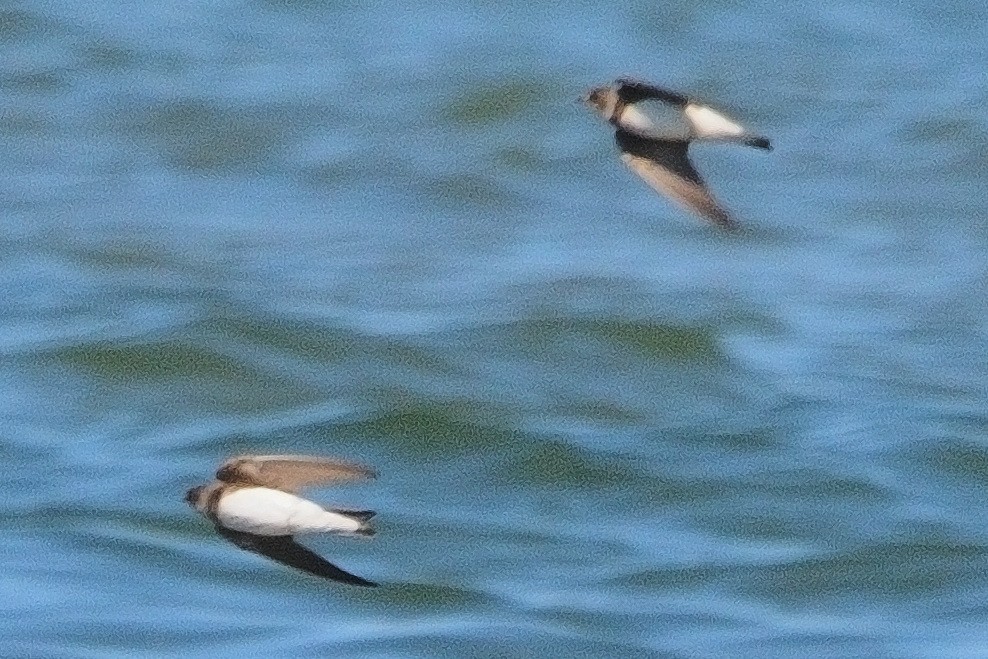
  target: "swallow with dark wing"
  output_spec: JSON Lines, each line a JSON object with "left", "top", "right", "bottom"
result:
{"left": 582, "top": 78, "right": 772, "bottom": 230}
{"left": 185, "top": 454, "right": 378, "bottom": 587}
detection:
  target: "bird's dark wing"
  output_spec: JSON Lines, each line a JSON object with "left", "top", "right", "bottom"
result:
{"left": 615, "top": 130, "right": 737, "bottom": 230}
{"left": 216, "top": 527, "right": 377, "bottom": 587}
{"left": 615, "top": 78, "right": 690, "bottom": 106}
{"left": 216, "top": 454, "right": 376, "bottom": 492}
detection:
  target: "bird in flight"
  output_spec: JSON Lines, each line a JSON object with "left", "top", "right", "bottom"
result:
{"left": 185, "top": 454, "right": 378, "bottom": 587}
{"left": 582, "top": 78, "right": 772, "bottom": 230}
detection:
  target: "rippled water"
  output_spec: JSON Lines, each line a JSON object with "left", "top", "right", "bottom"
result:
{"left": 3, "top": 0, "right": 988, "bottom": 656}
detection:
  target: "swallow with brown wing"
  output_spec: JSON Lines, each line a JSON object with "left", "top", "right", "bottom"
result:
{"left": 582, "top": 78, "right": 772, "bottom": 230}
{"left": 185, "top": 454, "right": 378, "bottom": 587}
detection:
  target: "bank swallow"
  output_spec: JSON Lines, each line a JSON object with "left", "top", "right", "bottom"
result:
{"left": 185, "top": 454, "right": 378, "bottom": 587}
{"left": 582, "top": 78, "right": 772, "bottom": 230}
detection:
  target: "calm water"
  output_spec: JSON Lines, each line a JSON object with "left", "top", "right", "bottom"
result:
{"left": 2, "top": 0, "right": 987, "bottom": 656}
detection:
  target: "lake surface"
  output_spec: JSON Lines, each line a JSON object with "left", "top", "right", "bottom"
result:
{"left": 2, "top": 0, "right": 987, "bottom": 656}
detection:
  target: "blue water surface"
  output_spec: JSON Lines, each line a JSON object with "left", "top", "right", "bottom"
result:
{"left": 2, "top": 0, "right": 987, "bottom": 656}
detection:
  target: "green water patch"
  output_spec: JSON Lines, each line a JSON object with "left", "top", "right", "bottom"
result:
{"left": 752, "top": 539, "right": 988, "bottom": 602}
{"left": 56, "top": 340, "right": 262, "bottom": 380}
{"left": 0, "top": 8, "right": 54, "bottom": 41}
{"left": 123, "top": 99, "right": 286, "bottom": 173}
{"left": 440, "top": 81, "right": 547, "bottom": 126}
{"left": 917, "top": 436, "right": 988, "bottom": 487}
{"left": 419, "top": 173, "right": 528, "bottom": 211}
{"left": 378, "top": 581, "right": 502, "bottom": 612}
{"left": 339, "top": 402, "right": 523, "bottom": 455}
{"left": 575, "top": 319, "right": 723, "bottom": 362}
{"left": 69, "top": 240, "right": 188, "bottom": 271}
{"left": 0, "top": 68, "right": 66, "bottom": 94}
{"left": 608, "top": 563, "right": 734, "bottom": 592}
{"left": 546, "top": 398, "right": 645, "bottom": 426}
{"left": 198, "top": 314, "right": 463, "bottom": 376}
{"left": 51, "top": 337, "right": 325, "bottom": 413}
{"left": 498, "top": 439, "right": 637, "bottom": 490}
{"left": 507, "top": 316, "right": 725, "bottom": 363}
{"left": 494, "top": 146, "right": 545, "bottom": 172}
{"left": 76, "top": 39, "right": 141, "bottom": 71}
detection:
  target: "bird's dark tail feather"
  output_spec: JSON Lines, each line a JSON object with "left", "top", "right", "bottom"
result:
{"left": 333, "top": 509, "right": 376, "bottom": 536}
{"left": 744, "top": 135, "right": 772, "bottom": 151}
{"left": 336, "top": 509, "right": 375, "bottom": 522}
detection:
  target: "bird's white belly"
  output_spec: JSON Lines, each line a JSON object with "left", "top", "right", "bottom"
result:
{"left": 216, "top": 487, "right": 359, "bottom": 536}
{"left": 619, "top": 103, "right": 691, "bottom": 141}
{"left": 684, "top": 104, "right": 746, "bottom": 140}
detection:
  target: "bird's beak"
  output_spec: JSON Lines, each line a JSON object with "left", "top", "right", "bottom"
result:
{"left": 184, "top": 485, "right": 204, "bottom": 506}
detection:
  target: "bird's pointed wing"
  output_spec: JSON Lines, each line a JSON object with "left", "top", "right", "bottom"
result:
{"left": 614, "top": 78, "right": 690, "bottom": 106}
{"left": 216, "top": 527, "right": 377, "bottom": 587}
{"left": 615, "top": 130, "right": 737, "bottom": 230}
{"left": 216, "top": 455, "right": 376, "bottom": 491}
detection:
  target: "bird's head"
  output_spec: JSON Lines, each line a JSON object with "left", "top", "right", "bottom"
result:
{"left": 581, "top": 85, "right": 617, "bottom": 119}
